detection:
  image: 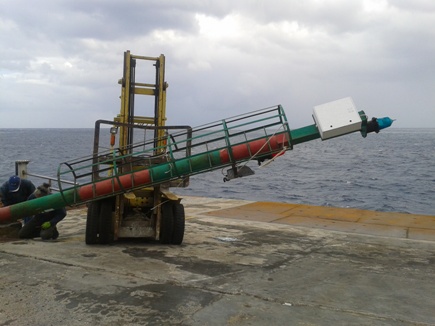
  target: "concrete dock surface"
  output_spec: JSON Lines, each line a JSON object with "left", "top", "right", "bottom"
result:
{"left": 0, "top": 196, "right": 434, "bottom": 325}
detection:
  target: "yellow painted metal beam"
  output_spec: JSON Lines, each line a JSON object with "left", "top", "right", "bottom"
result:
{"left": 134, "top": 88, "right": 155, "bottom": 96}
{"left": 205, "top": 201, "right": 435, "bottom": 241}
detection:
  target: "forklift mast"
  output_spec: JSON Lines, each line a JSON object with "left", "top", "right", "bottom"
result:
{"left": 116, "top": 51, "right": 167, "bottom": 154}
{"left": 84, "top": 51, "right": 190, "bottom": 245}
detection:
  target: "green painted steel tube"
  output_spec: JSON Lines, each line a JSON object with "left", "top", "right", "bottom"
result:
{"left": 290, "top": 124, "right": 320, "bottom": 145}
{"left": 1, "top": 189, "right": 78, "bottom": 223}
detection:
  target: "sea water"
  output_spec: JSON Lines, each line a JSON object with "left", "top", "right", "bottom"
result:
{"left": 0, "top": 128, "right": 434, "bottom": 215}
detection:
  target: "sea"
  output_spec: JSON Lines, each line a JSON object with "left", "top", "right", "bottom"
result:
{"left": 0, "top": 128, "right": 434, "bottom": 216}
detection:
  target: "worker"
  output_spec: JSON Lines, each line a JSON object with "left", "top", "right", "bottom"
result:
{"left": 19, "top": 183, "right": 66, "bottom": 240}
{"left": 0, "top": 176, "right": 36, "bottom": 207}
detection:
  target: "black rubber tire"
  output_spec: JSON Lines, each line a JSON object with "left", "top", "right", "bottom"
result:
{"left": 160, "top": 202, "right": 174, "bottom": 244}
{"left": 98, "top": 198, "right": 114, "bottom": 244}
{"left": 86, "top": 201, "right": 101, "bottom": 245}
{"left": 171, "top": 203, "right": 185, "bottom": 245}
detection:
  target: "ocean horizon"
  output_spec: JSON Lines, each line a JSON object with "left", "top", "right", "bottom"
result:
{"left": 1, "top": 127, "right": 434, "bottom": 216}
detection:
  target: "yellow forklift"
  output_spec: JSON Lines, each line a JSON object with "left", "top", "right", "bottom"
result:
{"left": 85, "top": 51, "right": 191, "bottom": 244}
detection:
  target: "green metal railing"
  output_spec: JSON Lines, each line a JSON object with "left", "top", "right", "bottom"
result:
{"left": 56, "top": 105, "right": 292, "bottom": 205}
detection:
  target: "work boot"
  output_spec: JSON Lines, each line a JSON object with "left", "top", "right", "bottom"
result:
{"left": 41, "top": 226, "right": 59, "bottom": 240}
{"left": 52, "top": 227, "right": 59, "bottom": 240}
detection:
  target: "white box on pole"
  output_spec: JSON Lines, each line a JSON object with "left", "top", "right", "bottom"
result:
{"left": 313, "top": 97, "right": 362, "bottom": 140}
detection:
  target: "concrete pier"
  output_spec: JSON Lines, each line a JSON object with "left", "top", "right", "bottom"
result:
{"left": 0, "top": 196, "right": 434, "bottom": 325}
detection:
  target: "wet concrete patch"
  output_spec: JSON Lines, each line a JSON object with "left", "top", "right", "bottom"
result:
{"left": 82, "top": 253, "right": 98, "bottom": 258}
{"left": 119, "top": 219, "right": 330, "bottom": 278}
{"left": 124, "top": 246, "right": 241, "bottom": 277}
{"left": 317, "top": 240, "right": 435, "bottom": 273}
{"left": 54, "top": 283, "right": 217, "bottom": 325}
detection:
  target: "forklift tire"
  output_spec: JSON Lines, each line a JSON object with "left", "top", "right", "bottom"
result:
{"left": 171, "top": 203, "right": 185, "bottom": 245}
{"left": 98, "top": 198, "right": 114, "bottom": 245}
{"left": 160, "top": 202, "right": 174, "bottom": 244}
{"left": 86, "top": 201, "right": 101, "bottom": 245}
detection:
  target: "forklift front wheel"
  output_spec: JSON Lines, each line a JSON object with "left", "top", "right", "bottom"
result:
{"left": 98, "top": 198, "right": 114, "bottom": 245}
{"left": 160, "top": 202, "right": 174, "bottom": 244}
{"left": 160, "top": 201, "right": 185, "bottom": 245}
{"left": 172, "top": 203, "right": 185, "bottom": 245}
{"left": 85, "top": 201, "right": 101, "bottom": 245}
{"left": 85, "top": 198, "right": 114, "bottom": 245}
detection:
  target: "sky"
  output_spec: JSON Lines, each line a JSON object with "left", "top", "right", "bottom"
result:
{"left": 1, "top": 0, "right": 434, "bottom": 129}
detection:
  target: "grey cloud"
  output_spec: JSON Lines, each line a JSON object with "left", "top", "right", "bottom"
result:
{"left": 0, "top": 0, "right": 434, "bottom": 128}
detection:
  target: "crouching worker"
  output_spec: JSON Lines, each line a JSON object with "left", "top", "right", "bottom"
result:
{"left": 19, "top": 183, "right": 66, "bottom": 240}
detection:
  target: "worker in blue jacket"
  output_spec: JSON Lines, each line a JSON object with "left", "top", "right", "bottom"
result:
{"left": 0, "top": 176, "right": 35, "bottom": 207}
{"left": 19, "top": 183, "right": 66, "bottom": 240}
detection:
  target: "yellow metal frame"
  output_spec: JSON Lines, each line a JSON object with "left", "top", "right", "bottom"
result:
{"left": 116, "top": 51, "right": 168, "bottom": 152}
{"left": 113, "top": 51, "right": 169, "bottom": 240}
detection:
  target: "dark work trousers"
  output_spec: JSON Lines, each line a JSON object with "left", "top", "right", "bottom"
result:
{"left": 19, "top": 219, "right": 58, "bottom": 240}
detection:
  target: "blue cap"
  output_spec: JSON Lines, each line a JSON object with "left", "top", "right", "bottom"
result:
{"left": 9, "top": 176, "right": 21, "bottom": 192}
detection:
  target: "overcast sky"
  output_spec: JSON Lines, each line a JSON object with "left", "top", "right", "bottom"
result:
{"left": 1, "top": 0, "right": 434, "bottom": 129}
